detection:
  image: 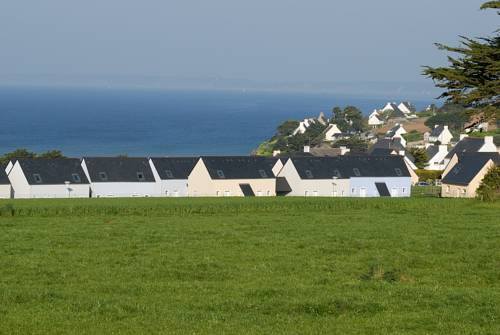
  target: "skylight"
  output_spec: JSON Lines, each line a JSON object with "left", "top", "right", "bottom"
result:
{"left": 305, "top": 170, "right": 313, "bottom": 178}
{"left": 395, "top": 168, "right": 403, "bottom": 176}
{"left": 33, "top": 173, "right": 42, "bottom": 183}
{"left": 217, "top": 170, "right": 225, "bottom": 178}
{"left": 333, "top": 169, "right": 341, "bottom": 178}
{"left": 99, "top": 172, "right": 108, "bottom": 181}
{"left": 258, "top": 169, "right": 268, "bottom": 178}
{"left": 353, "top": 168, "right": 361, "bottom": 177}
{"left": 137, "top": 172, "right": 145, "bottom": 181}
{"left": 72, "top": 173, "right": 81, "bottom": 183}
{"left": 165, "top": 170, "right": 174, "bottom": 178}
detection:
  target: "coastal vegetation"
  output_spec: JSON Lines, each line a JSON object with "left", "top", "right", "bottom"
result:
{"left": 0, "top": 149, "right": 65, "bottom": 166}
{"left": 0, "top": 197, "right": 499, "bottom": 334}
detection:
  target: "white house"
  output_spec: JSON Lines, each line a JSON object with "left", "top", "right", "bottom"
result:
{"left": 82, "top": 157, "right": 160, "bottom": 198}
{"left": 324, "top": 123, "right": 342, "bottom": 141}
{"left": 293, "top": 118, "right": 316, "bottom": 136}
{"left": 276, "top": 156, "right": 412, "bottom": 197}
{"left": 0, "top": 169, "right": 11, "bottom": 198}
{"left": 398, "top": 102, "right": 414, "bottom": 115}
{"left": 188, "top": 156, "right": 277, "bottom": 197}
{"left": 428, "top": 125, "right": 453, "bottom": 145}
{"left": 385, "top": 124, "right": 407, "bottom": 147}
{"left": 7, "top": 158, "right": 90, "bottom": 199}
{"left": 149, "top": 157, "right": 198, "bottom": 197}
{"left": 368, "top": 110, "right": 384, "bottom": 127}
{"left": 425, "top": 144, "right": 449, "bottom": 170}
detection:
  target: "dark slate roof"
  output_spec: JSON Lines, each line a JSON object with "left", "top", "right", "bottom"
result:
{"left": 442, "top": 153, "right": 500, "bottom": 186}
{"left": 83, "top": 157, "right": 155, "bottom": 183}
{"left": 0, "top": 169, "right": 9, "bottom": 185}
{"left": 370, "top": 138, "right": 405, "bottom": 153}
{"left": 201, "top": 156, "right": 278, "bottom": 179}
{"left": 401, "top": 102, "right": 415, "bottom": 112}
{"left": 388, "top": 105, "right": 406, "bottom": 118}
{"left": 150, "top": 157, "right": 198, "bottom": 180}
{"left": 445, "top": 137, "right": 487, "bottom": 159}
{"left": 430, "top": 125, "right": 445, "bottom": 137}
{"left": 426, "top": 145, "right": 440, "bottom": 160}
{"left": 289, "top": 155, "right": 410, "bottom": 179}
{"left": 17, "top": 158, "right": 89, "bottom": 185}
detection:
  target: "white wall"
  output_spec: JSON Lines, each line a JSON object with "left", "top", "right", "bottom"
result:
{"left": 160, "top": 179, "right": 189, "bottom": 197}
{"left": 0, "top": 185, "right": 11, "bottom": 198}
{"left": 350, "top": 177, "right": 412, "bottom": 197}
{"left": 7, "top": 162, "right": 30, "bottom": 199}
{"left": 89, "top": 182, "right": 160, "bottom": 198}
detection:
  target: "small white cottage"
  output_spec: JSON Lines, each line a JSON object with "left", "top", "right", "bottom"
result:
{"left": 428, "top": 125, "right": 453, "bottom": 145}
{"left": 149, "top": 157, "right": 199, "bottom": 197}
{"left": 7, "top": 158, "right": 90, "bottom": 199}
{"left": 82, "top": 157, "right": 160, "bottom": 198}
{"left": 0, "top": 169, "right": 12, "bottom": 199}
{"left": 324, "top": 124, "right": 342, "bottom": 141}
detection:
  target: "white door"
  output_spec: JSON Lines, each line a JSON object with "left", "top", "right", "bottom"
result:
{"left": 391, "top": 188, "right": 398, "bottom": 197}
{"left": 360, "top": 188, "right": 367, "bottom": 197}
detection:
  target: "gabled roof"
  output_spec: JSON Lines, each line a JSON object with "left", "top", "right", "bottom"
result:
{"left": 442, "top": 153, "right": 500, "bottom": 186}
{"left": 0, "top": 169, "right": 10, "bottom": 185}
{"left": 16, "top": 158, "right": 89, "bottom": 185}
{"left": 370, "top": 138, "right": 405, "bottom": 153}
{"left": 83, "top": 157, "right": 155, "bottom": 183}
{"left": 426, "top": 145, "right": 440, "bottom": 160}
{"left": 430, "top": 125, "right": 445, "bottom": 137}
{"left": 150, "top": 157, "right": 198, "bottom": 180}
{"left": 201, "top": 156, "right": 277, "bottom": 180}
{"left": 386, "top": 124, "right": 404, "bottom": 138}
{"left": 445, "top": 137, "right": 488, "bottom": 159}
{"left": 289, "top": 155, "right": 410, "bottom": 179}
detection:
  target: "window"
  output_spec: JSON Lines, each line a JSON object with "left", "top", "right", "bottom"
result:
{"left": 305, "top": 170, "right": 313, "bottom": 179}
{"left": 395, "top": 168, "right": 403, "bottom": 176}
{"left": 353, "top": 168, "right": 361, "bottom": 177}
{"left": 137, "top": 172, "right": 145, "bottom": 181}
{"left": 72, "top": 173, "right": 81, "bottom": 183}
{"left": 446, "top": 186, "right": 450, "bottom": 193}
{"left": 99, "top": 172, "right": 108, "bottom": 181}
{"left": 217, "top": 170, "right": 225, "bottom": 178}
{"left": 333, "top": 169, "right": 341, "bottom": 178}
{"left": 165, "top": 170, "right": 174, "bottom": 179}
{"left": 33, "top": 173, "right": 42, "bottom": 183}
{"left": 258, "top": 169, "right": 268, "bottom": 178}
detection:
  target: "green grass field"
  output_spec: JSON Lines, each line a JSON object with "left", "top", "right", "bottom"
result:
{"left": 0, "top": 197, "right": 499, "bottom": 334}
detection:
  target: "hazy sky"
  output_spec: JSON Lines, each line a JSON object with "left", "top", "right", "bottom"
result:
{"left": 0, "top": 0, "right": 497, "bottom": 86}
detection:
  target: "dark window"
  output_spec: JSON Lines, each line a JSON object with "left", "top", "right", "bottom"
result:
{"left": 216, "top": 170, "right": 225, "bottom": 178}
{"left": 353, "top": 168, "right": 361, "bottom": 177}
{"left": 33, "top": 173, "right": 42, "bottom": 183}
{"left": 165, "top": 170, "right": 174, "bottom": 179}
{"left": 72, "top": 173, "right": 81, "bottom": 183}
{"left": 99, "top": 172, "right": 108, "bottom": 181}
{"left": 258, "top": 169, "right": 268, "bottom": 178}
{"left": 137, "top": 172, "right": 145, "bottom": 181}
{"left": 305, "top": 170, "right": 313, "bottom": 178}
{"left": 395, "top": 168, "right": 403, "bottom": 176}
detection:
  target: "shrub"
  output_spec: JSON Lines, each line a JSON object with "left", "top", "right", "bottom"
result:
{"left": 477, "top": 166, "right": 500, "bottom": 201}
{"left": 415, "top": 169, "right": 442, "bottom": 182}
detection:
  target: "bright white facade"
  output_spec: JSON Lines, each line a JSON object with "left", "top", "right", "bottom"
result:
{"left": 428, "top": 125, "right": 453, "bottom": 145}
{"left": 425, "top": 145, "right": 449, "bottom": 170}
{"left": 368, "top": 111, "right": 384, "bottom": 127}
{"left": 324, "top": 124, "right": 342, "bottom": 141}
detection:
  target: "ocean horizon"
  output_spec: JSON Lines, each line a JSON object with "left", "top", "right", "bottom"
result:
{"left": 0, "top": 86, "right": 435, "bottom": 157}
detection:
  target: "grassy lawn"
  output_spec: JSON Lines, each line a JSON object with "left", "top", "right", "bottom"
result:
{"left": 0, "top": 198, "right": 499, "bottom": 334}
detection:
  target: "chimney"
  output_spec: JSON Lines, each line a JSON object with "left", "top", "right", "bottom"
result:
{"left": 303, "top": 145, "right": 310, "bottom": 153}
{"left": 434, "top": 125, "right": 438, "bottom": 128}
{"left": 444, "top": 125, "right": 449, "bottom": 130}
{"left": 399, "top": 150, "right": 405, "bottom": 156}
{"left": 484, "top": 136, "right": 493, "bottom": 145}
{"left": 272, "top": 150, "right": 281, "bottom": 157}
{"left": 459, "top": 134, "right": 468, "bottom": 141}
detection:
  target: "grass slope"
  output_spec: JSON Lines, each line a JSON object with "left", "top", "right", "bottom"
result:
{"left": 0, "top": 198, "right": 499, "bottom": 334}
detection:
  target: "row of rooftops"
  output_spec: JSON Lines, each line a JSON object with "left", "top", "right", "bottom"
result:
{"left": 2, "top": 155, "right": 414, "bottom": 186}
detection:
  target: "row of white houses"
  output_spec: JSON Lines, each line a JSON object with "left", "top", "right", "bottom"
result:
{"left": 1, "top": 155, "right": 413, "bottom": 199}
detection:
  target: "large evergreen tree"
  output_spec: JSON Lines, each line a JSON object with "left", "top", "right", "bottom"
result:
{"left": 423, "top": 1, "right": 499, "bottom": 122}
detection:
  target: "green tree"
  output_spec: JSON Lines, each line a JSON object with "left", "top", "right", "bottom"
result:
{"left": 0, "top": 148, "right": 36, "bottom": 166}
{"left": 409, "top": 148, "right": 429, "bottom": 169}
{"left": 38, "top": 150, "right": 66, "bottom": 159}
{"left": 477, "top": 165, "right": 500, "bottom": 201}
{"left": 276, "top": 120, "right": 300, "bottom": 137}
{"left": 423, "top": 1, "right": 499, "bottom": 122}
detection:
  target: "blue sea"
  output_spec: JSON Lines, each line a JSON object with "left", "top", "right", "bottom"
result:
{"left": 0, "top": 87, "right": 432, "bottom": 156}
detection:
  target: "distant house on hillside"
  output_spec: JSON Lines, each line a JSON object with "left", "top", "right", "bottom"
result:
{"left": 425, "top": 144, "right": 449, "bottom": 171}
{"left": 0, "top": 169, "right": 12, "bottom": 199}
{"left": 428, "top": 125, "right": 453, "bottom": 145}
{"left": 323, "top": 124, "right": 342, "bottom": 141}
{"left": 276, "top": 156, "right": 412, "bottom": 197}
{"left": 368, "top": 110, "right": 384, "bottom": 127}
{"left": 398, "top": 102, "right": 415, "bottom": 115}
{"left": 441, "top": 152, "right": 500, "bottom": 198}
{"left": 292, "top": 118, "right": 315, "bottom": 136}
{"left": 187, "top": 156, "right": 278, "bottom": 197}
{"left": 386, "top": 124, "right": 407, "bottom": 140}
{"left": 380, "top": 103, "right": 407, "bottom": 119}
{"left": 149, "top": 157, "right": 198, "bottom": 197}
{"left": 7, "top": 158, "right": 90, "bottom": 199}
{"left": 82, "top": 157, "right": 159, "bottom": 197}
